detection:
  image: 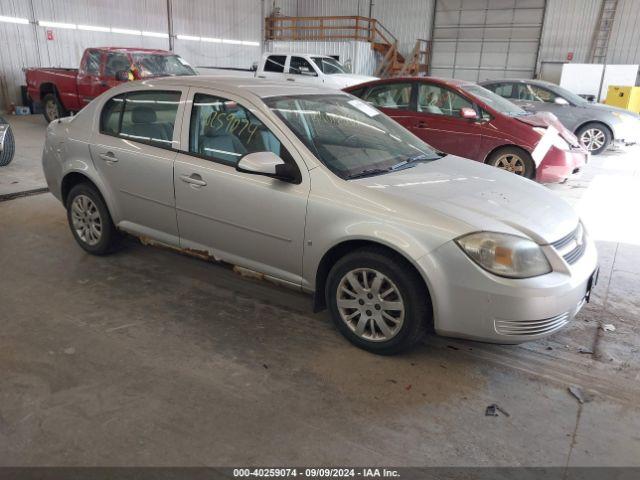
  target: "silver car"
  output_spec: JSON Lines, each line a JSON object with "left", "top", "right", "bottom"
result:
{"left": 480, "top": 79, "right": 640, "bottom": 155}
{"left": 42, "top": 76, "right": 598, "bottom": 354}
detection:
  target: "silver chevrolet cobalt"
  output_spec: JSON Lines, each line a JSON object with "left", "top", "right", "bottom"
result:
{"left": 42, "top": 76, "right": 598, "bottom": 354}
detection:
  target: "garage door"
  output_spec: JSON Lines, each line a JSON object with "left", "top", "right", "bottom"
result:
{"left": 430, "top": 0, "right": 546, "bottom": 82}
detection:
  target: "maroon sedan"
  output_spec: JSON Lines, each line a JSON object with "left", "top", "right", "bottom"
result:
{"left": 344, "top": 77, "right": 588, "bottom": 183}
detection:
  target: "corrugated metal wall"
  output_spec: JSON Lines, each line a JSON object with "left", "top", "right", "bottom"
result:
{"left": 606, "top": 0, "right": 640, "bottom": 64}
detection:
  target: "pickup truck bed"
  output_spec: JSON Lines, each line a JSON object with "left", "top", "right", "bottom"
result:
{"left": 25, "top": 67, "right": 81, "bottom": 112}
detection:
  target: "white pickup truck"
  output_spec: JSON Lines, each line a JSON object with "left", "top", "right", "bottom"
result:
{"left": 255, "top": 53, "right": 377, "bottom": 89}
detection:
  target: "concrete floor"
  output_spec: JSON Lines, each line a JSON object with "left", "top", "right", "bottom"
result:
{"left": 1, "top": 115, "right": 640, "bottom": 466}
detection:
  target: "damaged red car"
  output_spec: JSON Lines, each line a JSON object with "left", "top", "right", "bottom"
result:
{"left": 344, "top": 77, "right": 588, "bottom": 183}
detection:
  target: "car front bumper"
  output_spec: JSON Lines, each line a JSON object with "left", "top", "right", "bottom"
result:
{"left": 417, "top": 230, "right": 598, "bottom": 344}
{"left": 612, "top": 120, "right": 640, "bottom": 145}
{"left": 537, "top": 146, "right": 589, "bottom": 183}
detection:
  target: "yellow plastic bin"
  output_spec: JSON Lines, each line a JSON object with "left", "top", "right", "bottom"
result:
{"left": 604, "top": 86, "right": 640, "bottom": 113}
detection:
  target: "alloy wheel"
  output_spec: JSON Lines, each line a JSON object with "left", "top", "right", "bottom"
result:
{"left": 580, "top": 128, "right": 606, "bottom": 151}
{"left": 336, "top": 268, "right": 405, "bottom": 342}
{"left": 494, "top": 153, "right": 526, "bottom": 175}
{"left": 71, "top": 195, "right": 102, "bottom": 246}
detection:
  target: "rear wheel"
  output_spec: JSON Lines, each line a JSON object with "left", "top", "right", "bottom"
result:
{"left": 326, "top": 248, "right": 430, "bottom": 355}
{"left": 486, "top": 147, "right": 535, "bottom": 179}
{"left": 42, "top": 93, "right": 68, "bottom": 123}
{"left": 576, "top": 122, "right": 611, "bottom": 155}
{"left": 0, "top": 118, "right": 15, "bottom": 167}
{"left": 66, "top": 183, "right": 119, "bottom": 255}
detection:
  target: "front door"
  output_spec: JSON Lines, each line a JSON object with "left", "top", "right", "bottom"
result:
{"left": 173, "top": 89, "right": 310, "bottom": 285}
{"left": 89, "top": 89, "right": 185, "bottom": 245}
{"left": 285, "top": 56, "right": 319, "bottom": 85}
{"left": 409, "top": 82, "right": 482, "bottom": 159}
{"left": 77, "top": 49, "right": 104, "bottom": 106}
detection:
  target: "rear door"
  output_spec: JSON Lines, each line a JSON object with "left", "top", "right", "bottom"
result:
{"left": 409, "top": 82, "right": 482, "bottom": 159}
{"left": 77, "top": 49, "right": 104, "bottom": 106}
{"left": 360, "top": 81, "right": 416, "bottom": 130}
{"left": 173, "top": 88, "right": 310, "bottom": 285}
{"left": 257, "top": 54, "right": 287, "bottom": 80}
{"left": 89, "top": 88, "right": 186, "bottom": 245}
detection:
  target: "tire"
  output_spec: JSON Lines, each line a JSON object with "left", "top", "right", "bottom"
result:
{"left": 66, "top": 183, "right": 119, "bottom": 255}
{"left": 325, "top": 247, "right": 431, "bottom": 355}
{"left": 0, "top": 119, "right": 15, "bottom": 167}
{"left": 576, "top": 122, "right": 611, "bottom": 155}
{"left": 42, "top": 93, "right": 68, "bottom": 123}
{"left": 486, "top": 146, "right": 535, "bottom": 179}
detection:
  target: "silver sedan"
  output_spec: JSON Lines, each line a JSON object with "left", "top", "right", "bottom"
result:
{"left": 42, "top": 76, "right": 598, "bottom": 354}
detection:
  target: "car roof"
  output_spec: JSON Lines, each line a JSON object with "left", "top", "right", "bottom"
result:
{"left": 141, "top": 75, "right": 346, "bottom": 98}
{"left": 262, "top": 52, "right": 331, "bottom": 58}
{"left": 479, "top": 78, "right": 557, "bottom": 88}
{"left": 96, "top": 47, "right": 174, "bottom": 55}
{"left": 345, "top": 76, "right": 476, "bottom": 91}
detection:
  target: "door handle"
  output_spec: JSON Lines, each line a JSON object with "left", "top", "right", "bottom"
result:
{"left": 415, "top": 121, "right": 429, "bottom": 128}
{"left": 257, "top": 75, "right": 266, "bottom": 79}
{"left": 286, "top": 78, "right": 295, "bottom": 82}
{"left": 99, "top": 151, "right": 118, "bottom": 162}
{"left": 180, "top": 173, "right": 207, "bottom": 187}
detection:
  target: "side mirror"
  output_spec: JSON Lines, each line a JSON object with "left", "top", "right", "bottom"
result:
{"left": 115, "top": 70, "right": 130, "bottom": 82}
{"left": 554, "top": 97, "right": 569, "bottom": 105}
{"left": 236, "top": 151, "right": 298, "bottom": 182}
{"left": 460, "top": 107, "right": 478, "bottom": 119}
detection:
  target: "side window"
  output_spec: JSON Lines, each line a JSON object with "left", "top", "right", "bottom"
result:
{"left": 264, "top": 55, "right": 286, "bottom": 73}
{"left": 494, "top": 84, "right": 516, "bottom": 99}
{"left": 347, "top": 87, "right": 366, "bottom": 98}
{"left": 417, "top": 84, "right": 473, "bottom": 116}
{"left": 105, "top": 53, "right": 131, "bottom": 77}
{"left": 189, "top": 93, "right": 289, "bottom": 167}
{"left": 100, "top": 90, "right": 181, "bottom": 148}
{"left": 362, "top": 83, "right": 412, "bottom": 110}
{"left": 526, "top": 85, "right": 558, "bottom": 103}
{"left": 289, "top": 56, "right": 315, "bottom": 75}
{"left": 100, "top": 94, "right": 125, "bottom": 135}
{"left": 84, "top": 50, "right": 101, "bottom": 75}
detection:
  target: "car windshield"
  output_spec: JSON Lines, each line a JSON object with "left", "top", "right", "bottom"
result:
{"left": 265, "top": 94, "right": 441, "bottom": 179}
{"left": 462, "top": 84, "right": 528, "bottom": 117}
{"left": 311, "top": 57, "right": 347, "bottom": 74}
{"left": 132, "top": 54, "right": 196, "bottom": 77}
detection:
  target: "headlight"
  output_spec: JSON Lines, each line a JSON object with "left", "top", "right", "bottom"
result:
{"left": 533, "top": 127, "right": 570, "bottom": 151}
{"left": 456, "top": 232, "right": 552, "bottom": 278}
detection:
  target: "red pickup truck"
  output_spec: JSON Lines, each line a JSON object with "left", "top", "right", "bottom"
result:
{"left": 26, "top": 47, "right": 196, "bottom": 122}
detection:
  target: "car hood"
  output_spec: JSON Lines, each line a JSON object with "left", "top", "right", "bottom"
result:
{"left": 515, "top": 111, "right": 580, "bottom": 146}
{"left": 586, "top": 102, "right": 640, "bottom": 119}
{"left": 327, "top": 74, "right": 379, "bottom": 88}
{"left": 354, "top": 155, "right": 579, "bottom": 244}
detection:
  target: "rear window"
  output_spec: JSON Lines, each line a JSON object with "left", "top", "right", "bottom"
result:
{"left": 100, "top": 90, "right": 181, "bottom": 149}
{"left": 264, "top": 55, "right": 286, "bottom": 73}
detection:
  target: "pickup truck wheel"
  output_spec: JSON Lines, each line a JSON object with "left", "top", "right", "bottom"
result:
{"left": 43, "top": 93, "right": 68, "bottom": 123}
{"left": 0, "top": 119, "right": 15, "bottom": 167}
{"left": 486, "top": 147, "right": 535, "bottom": 179}
{"left": 66, "top": 183, "right": 119, "bottom": 255}
{"left": 326, "top": 248, "right": 430, "bottom": 355}
{"left": 576, "top": 122, "right": 611, "bottom": 155}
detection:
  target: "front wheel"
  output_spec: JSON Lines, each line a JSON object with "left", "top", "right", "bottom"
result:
{"left": 576, "top": 122, "right": 611, "bottom": 155}
{"left": 486, "top": 147, "right": 535, "bottom": 179}
{"left": 326, "top": 248, "right": 431, "bottom": 355}
{"left": 0, "top": 119, "right": 15, "bottom": 166}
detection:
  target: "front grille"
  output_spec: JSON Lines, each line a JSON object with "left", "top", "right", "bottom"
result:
{"left": 495, "top": 311, "right": 571, "bottom": 336}
{"left": 551, "top": 223, "right": 586, "bottom": 265}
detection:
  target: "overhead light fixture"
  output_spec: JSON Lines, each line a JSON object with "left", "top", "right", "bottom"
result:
{"left": 38, "top": 20, "right": 76, "bottom": 29}
{"left": 111, "top": 27, "right": 142, "bottom": 35}
{"left": 201, "top": 37, "right": 222, "bottom": 43}
{"left": 0, "top": 15, "right": 30, "bottom": 25}
{"left": 142, "top": 31, "right": 168, "bottom": 38}
{"left": 78, "top": 24, "right": 110, "bottom": 32}
{"left": 242, "top": 41, "right": 260, "bottom": 46}
{"left": 222, "top": 39, "right": 242, "bottom": 45}
{"left": 177, "top": 34, "right": 201, "bottom": 41}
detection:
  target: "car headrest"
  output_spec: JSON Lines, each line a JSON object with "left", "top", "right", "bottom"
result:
{"left": 131, "top": 106, "right": 157, "bottom": 124}
{"left": 203, "top": 125, "right": 229, "bottom": 137}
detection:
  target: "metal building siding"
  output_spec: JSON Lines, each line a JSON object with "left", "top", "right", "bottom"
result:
{"left": 537, "top": 0, "right": 601, "bottom": 64}
{"left": 606, "top": 0, "right": 640, "bottom": 64}
{"left": 171, "top": 0, "right": 263, "bottom": 69}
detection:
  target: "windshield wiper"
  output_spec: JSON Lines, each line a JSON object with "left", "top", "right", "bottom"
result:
{"left": 389, "top": 153, "right": 434, "bottom": 171}
{"left": 346, "top": 168, "right": 391, "bottom": 180}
